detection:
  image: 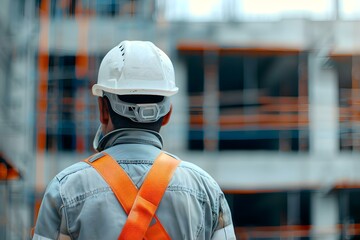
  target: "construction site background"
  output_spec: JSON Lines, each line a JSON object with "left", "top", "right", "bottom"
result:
{"left": 1, "top": 0, "right": 360, "bottom": 239}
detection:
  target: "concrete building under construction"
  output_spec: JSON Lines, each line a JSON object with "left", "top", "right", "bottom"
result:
{"left": 1, "top": 0, "right": 360, "bottom": 239}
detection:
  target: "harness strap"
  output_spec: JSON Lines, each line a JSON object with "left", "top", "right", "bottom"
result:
{"left": 119, "top": 152, "right": 180, "bottom": 240}
{"left": 84, "top": 152, "right": 180, "bottom": 240}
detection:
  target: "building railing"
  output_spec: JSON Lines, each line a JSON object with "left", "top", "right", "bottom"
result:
{"left": 235, "top": 224, "right": 360, "bottom": 239}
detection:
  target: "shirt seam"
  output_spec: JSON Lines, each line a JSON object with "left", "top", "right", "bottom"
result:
{"left": 59, "top": 181, "right": 74, "bottom": 240}
{"left": 195, "top": 201, "right": 206, "bottom": 239}
{"left": 116, "top": 161, "right": 214, "bottom": 181}
{"left": 167, "top": 185, "right": 208, "bottom": 202}
{"left": 64, "top": 187, "right": 112, "bottom": 207}
{"left": 56, "top": 163, "right": 91, "bottom": 182}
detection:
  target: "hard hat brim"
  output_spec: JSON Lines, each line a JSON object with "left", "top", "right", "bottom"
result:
{"left": 92, "top": 84, "right": 179, "bottom": 97}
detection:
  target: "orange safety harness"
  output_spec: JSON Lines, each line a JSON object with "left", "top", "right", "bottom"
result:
{"left": 84, "top": 152, "right": 180, "bottom": 240}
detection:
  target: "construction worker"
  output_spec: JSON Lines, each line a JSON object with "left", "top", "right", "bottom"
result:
{"left": 33, "top": 40, "right": 236, "bottom": 240}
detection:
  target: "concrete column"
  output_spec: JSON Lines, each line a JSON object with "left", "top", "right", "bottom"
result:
{"left": 308, "top": 52, "right": 339, "bottom": 239}
{"left": 311, "top": 191, "right": 339, "bottom": 239}
{"left": 203, "top": 50, "right": 219, "bottom": 151}
{"left": 309, "top": 53, "right": 339, "bottom": 155}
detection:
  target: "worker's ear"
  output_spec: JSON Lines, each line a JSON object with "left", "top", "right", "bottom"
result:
{"left": 162, "top": 105, "right": 172, "bottom": 126}
{"left": 98, "top": 97, "right": 110, "bottom": 125}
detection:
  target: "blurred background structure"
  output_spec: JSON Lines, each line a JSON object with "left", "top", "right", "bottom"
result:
{"left": 1, "top": 0, "right": 360, "bottom": 239}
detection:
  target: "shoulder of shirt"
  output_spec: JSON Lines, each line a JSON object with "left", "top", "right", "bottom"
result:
{"left": 55, "top": 161, "right": 91, "bottom": 182}
{"left": 53, "top": 151, "right": 219, "bottom": 188}
{"left": 164, "top": 151, "right": 219, "bottom": 187}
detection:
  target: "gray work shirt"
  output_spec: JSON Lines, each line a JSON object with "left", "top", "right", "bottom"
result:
{"left": 33, "top": 129, "right": 236, "bottom": 240}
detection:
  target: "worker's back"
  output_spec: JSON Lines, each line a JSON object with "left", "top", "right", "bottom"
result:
{"left": 34, "top": 129, "right": 234, "bottom": 239}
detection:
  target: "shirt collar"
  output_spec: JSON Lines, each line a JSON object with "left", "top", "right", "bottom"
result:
{"left": 97, "top": 128, "right": 163, "bottom": 151}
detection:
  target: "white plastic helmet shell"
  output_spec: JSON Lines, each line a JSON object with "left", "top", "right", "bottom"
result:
{"left": 92, "top": 40, "right": 178, "bottom": 97}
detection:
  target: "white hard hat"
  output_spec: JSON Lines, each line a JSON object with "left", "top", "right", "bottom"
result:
{"left": 92, "top": 40, "right": 178, "bottom": 97}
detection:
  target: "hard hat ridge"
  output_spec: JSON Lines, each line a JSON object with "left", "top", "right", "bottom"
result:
{"left": 92, "top": 40, "right": 178, "bottom": 97}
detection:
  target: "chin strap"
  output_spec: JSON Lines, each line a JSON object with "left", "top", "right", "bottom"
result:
{"left": 93, "top": 125, "right": 104, "bottom": 152}
{"left": 92, "top": 125, "right": 118, "bottom": 152}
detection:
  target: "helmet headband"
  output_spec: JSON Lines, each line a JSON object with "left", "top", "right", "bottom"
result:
{"left": 104, "top": 93, "right": 170, "bottom": 123}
